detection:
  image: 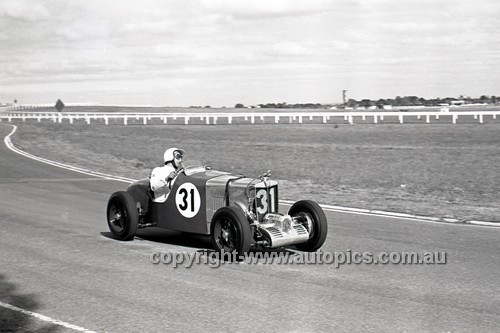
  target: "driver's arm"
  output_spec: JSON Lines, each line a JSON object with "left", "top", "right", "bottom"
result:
{"left": 166, "top": 171, "right": 177, "bottom": 189}
{"left": 150, "top": 168, "right": 168, "bottom": 191}
{"left": 151, "top": 167, "right": 179, "bottom": 191}
{"left": 166, "top": 171, "right": 176, "bottom": 182}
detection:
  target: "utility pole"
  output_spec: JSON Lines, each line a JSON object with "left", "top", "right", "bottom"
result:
{"left": 342, "top": 90, "right": 347, "bottom": 105}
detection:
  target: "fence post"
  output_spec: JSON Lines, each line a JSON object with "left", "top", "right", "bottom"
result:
{"left": 479, "top": 114, "right": 483, "bottom": 124}
{"left": 104, "top": 115, "right": 109, "bottom": 125}
{"left": 143, "top": 117, "right": 147, "bottom": 125}
{"left": 206, "top": 116, "right": 210, "bottom": 125}
{"left": 251, "top": 115, "right": 255, "bottom": 124}
{"left": 348, "top": 115, "right": 353, "bottom": 125}
{"left": 399, "top": 115, "right": 403, "bottom": 124}
{"left": 452, "top": 114, "right": 457, "bottom": 124}
{"left": 374, "top": 115, "right": 378, "bottom": 124}
{"left": 214, "top": 116, "right": 218, "bottom": 125}
{"left": 124, "top": 116, "right": 128, "bottom": 125}
{"left": 299, "top": 115, "right": 303, "bottom": 124}
{"left": 228, "top": 116, "right": 232, "bottom": 124}
{"left": 275, "top": 115, "right": 279, "bottom": 124}
{"left": 426, "top": 115, "right": 430, "bottom": 123}
{"left": 185, "top": 116, "right": 189, "bottom": 125}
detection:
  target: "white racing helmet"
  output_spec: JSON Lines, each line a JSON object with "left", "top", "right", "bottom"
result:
{"left": 163, "top": 147, "right": 185, "bottom": 164}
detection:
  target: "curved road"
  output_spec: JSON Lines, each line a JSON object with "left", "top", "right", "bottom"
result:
{"left": 0, "top": 124, "right": 499, "bottom": 332}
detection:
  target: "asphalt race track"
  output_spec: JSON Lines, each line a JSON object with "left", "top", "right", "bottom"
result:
{"left": 0, "top": 124, "right": 499, "bottom": 332}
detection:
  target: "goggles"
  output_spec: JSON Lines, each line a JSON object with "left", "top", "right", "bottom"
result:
{"left": 174, "top": 151, "right": 183, "bottom": 159}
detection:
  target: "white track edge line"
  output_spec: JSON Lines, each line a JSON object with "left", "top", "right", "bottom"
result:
{"left": 0, "top": 300, "right": 96, "bottom": 332}
{"left": 4, "top": 125, "right": 134, "bottom": 183}
{"left": 4, "top": 124, "right": 499, "bottom": 228}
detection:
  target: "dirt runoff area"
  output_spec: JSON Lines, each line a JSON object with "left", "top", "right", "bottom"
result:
{"left": 10, "top": 121, "right": 500, "bottom": 222}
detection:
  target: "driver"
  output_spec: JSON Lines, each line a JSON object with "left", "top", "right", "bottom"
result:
{"left": 150, "top": 147, "right": 185, "bottom": 203}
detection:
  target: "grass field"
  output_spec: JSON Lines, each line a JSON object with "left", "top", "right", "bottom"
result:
{"left": 10, "top": 121, "right": 500, "bottom": 222}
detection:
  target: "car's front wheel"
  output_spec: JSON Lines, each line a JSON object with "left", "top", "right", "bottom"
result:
{"left": 210, "top": 206, "right": 251, "bottom": 257}
{"left": 289, "top": 200, "right": 328, "bottom": 252}
{"left": 106, "top": 191, "right": 139, "bottom": 241}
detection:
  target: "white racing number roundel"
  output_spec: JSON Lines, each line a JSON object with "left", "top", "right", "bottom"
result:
{"left": 175, "top": 182, "right": 201, "bottom": 218}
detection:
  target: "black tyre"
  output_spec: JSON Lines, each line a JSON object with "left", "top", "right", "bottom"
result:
{"left": 289, "top": 200, "right": 328, "bottom": 252}
{"left": 210, "top": 206, "right": 251, "bottom": 256}
{"left": 106, "top": 191, "right": 139, "bottom": 241}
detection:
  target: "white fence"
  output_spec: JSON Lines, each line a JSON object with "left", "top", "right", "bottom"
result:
{"left": 0, "top": 108, "right": 499, "bottom": 125}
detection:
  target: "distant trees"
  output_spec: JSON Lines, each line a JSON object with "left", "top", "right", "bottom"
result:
{"left": 359, "top": 99, "right": 375, "bottom": 108}
{"left": 258, "top": 102, "right": 326, "bottom": 109}
{"left": 344, "top": 95, "right": 499, "bottom": 108}
{"left": 187, "top": 95, "right": 499, "bottom": 110}
{"left": 346, "top": 99, "right": 358, "bottom": 108}
{"left": 479, "top": 95, "right": 497, "bottom": 104}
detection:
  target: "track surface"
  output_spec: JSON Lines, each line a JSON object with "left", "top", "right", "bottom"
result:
{"left": 0, "top": 124, "right": 499, "bottom": 332}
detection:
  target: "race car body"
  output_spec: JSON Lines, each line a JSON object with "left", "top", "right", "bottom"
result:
{"left": 107, "top": 161, "right": 327, "bottom": 254}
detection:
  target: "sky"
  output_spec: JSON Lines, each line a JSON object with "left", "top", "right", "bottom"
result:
{"left": 0, "top": 0, "right": 499, "bottom": 107}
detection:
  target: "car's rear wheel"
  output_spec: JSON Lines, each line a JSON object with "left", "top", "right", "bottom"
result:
{"left": 107, "top": 191, "right": 139, "bottom": 241}
{"left": 289, "top": 200, "right": 327, "bottom": 252}
{"left": 211, "top": 207, "right": 251, "bottom": 257}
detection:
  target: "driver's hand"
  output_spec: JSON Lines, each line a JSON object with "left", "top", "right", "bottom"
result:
{"left": 166, "top": 171, "right": 176, "bottom": 181}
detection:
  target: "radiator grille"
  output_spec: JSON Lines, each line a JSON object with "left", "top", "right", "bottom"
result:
{"left": 266, "top": 227, "right": 283, "bottom": 238}
{"left": 293, "top": 224, "right": 308, "bottom": 235}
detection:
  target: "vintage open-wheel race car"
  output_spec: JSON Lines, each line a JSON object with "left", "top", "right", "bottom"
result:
{"left": 106, "top": 161, "right": 328, "bottom": 255}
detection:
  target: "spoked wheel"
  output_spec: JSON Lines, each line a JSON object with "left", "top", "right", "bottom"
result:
{"left": 289, "top": 200, "right": 328, "bottom": 252}
{"left": 106, "top": 191, "right": 139, "bottom": 241}
{"left": 213, "top": 218, "right": 238, "bottom": 252}
{"left": 210, "top": 207, "right": 251, "bottom": 257}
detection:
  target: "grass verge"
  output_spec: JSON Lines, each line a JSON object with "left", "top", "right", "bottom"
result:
{"left": 10, "top": 121, "right": 500, "bottom": 222}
